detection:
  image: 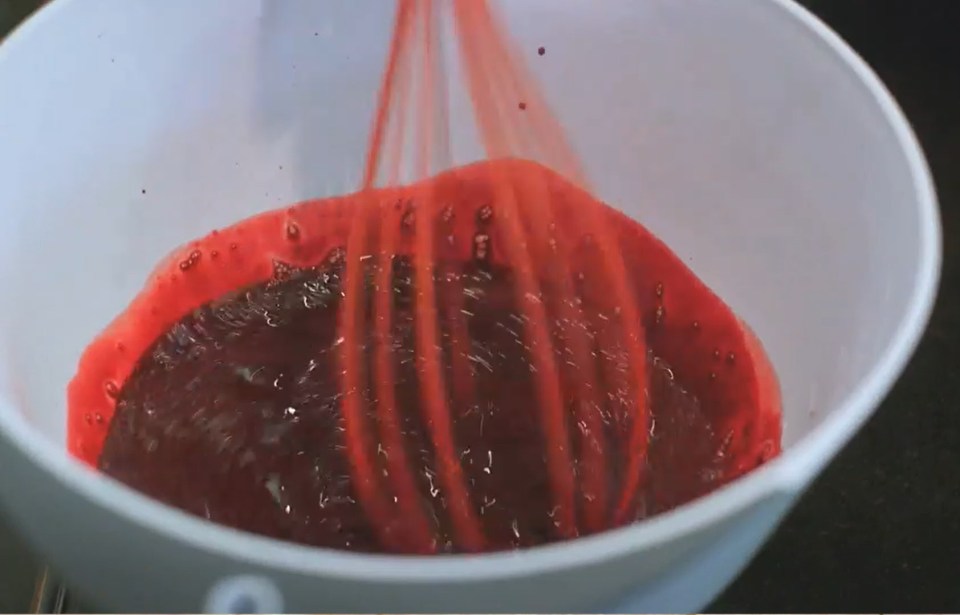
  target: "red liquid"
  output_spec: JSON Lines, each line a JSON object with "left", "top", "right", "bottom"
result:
{"left": 68, "top": 159, "right": 782, "bottom": 554}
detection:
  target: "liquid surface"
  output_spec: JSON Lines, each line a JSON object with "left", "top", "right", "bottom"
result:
{"left": 68, "top": 160, "right": 782, "bottom": 554}
{"left": 98, "top": 256, "right": 728, "bottom": 552}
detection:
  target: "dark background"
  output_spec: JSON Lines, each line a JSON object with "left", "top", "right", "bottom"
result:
{"left": 1, "top": 0, "right": 958, "bottom": 612}
{"left": 711, "top": 1, "right": 960, "bottom": 612}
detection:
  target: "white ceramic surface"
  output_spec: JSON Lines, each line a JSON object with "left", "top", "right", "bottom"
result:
{"left": 0, "top": 0, "right": 939, "bottom": 612}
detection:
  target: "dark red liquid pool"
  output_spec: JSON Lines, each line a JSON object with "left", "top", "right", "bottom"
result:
{"left": 67, "top": 159, "right": 781, "bottom": 554}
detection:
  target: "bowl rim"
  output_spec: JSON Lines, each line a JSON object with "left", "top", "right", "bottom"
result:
{"left": 0, "top": 0, "right": 941, "bottom": 584}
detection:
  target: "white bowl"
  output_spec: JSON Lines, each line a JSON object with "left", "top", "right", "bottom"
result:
{"left": 0, "top": 0, "right": 939, "bottom": 611}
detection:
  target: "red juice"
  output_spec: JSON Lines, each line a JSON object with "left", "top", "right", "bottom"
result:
{"left": 67, "top": 159, "right": 782, "bottom": 555}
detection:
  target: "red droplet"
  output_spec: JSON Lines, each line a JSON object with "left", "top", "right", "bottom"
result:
{"left": 518, "top": 101, "right": 527, "bottom": 111}
{"left": 537, "top": 46, "right": 546, "bottom": 56}
{"left": 104, "top": 380, "right": 119, "bottom": 398}
{"left": 94, "top": 413, "right": 104, "bottom": 424}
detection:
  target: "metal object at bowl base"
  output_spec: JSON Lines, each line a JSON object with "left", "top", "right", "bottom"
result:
{"left": 30, "top": 568, "right": 70, "bottom": 614}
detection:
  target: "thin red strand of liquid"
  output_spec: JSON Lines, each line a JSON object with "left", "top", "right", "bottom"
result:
{"left": 451, "top": 0, "right": 603, "bottom": 532}
{"left": 342, "top": 0, "right": 488, "bottom": 552}
{"left": 338, "top": 0, "right": 425, "bottom": 552}
{"left": 409, "top": 1, "right": 488, "bottom": 551}
{"left": 334, "top": 0, "right": 656, "bottom": 543}
{"left": 449, "top": 1, "right": 651, "bottom": 528}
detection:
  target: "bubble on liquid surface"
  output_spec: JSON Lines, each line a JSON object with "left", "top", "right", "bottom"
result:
{"left": 285, "top": 221, "right": 301, "bottom": 241}
{"left": 473, "top": 233, "right": 491, "bottom": 263}
{"left": 441, "top": 205, "right": 455, "bottom": 223}
{"left": 271, "top": 259, "right": 300, "bottom": 283}
{"left": 104, "top": 380, "right": 119, "bottom": 398}
{"left": 401, "top": 203, "right": 416, "bottom": 230}
{"left": 326, "top": 246, "right": 346, "bottom": 266}
{"left": 179, "top": 249, "right": 202, "bottom": 271}
{"left": 476, "top": 204, "right": 494, "bottom": 225}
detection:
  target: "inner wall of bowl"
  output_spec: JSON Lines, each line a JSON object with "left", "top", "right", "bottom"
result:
{"left": 0, "top": 0, "right": 922, "bottom": 454}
